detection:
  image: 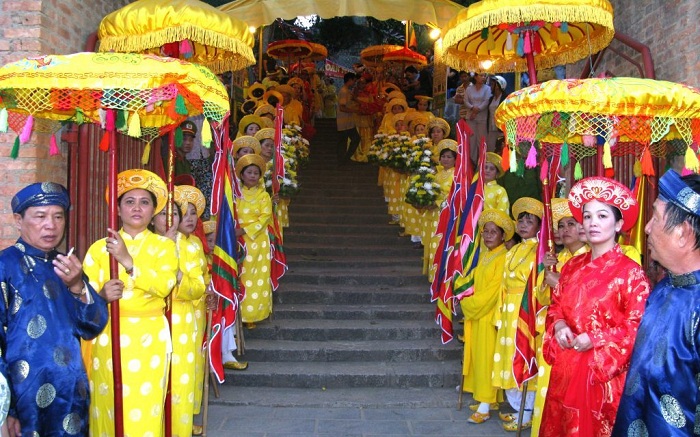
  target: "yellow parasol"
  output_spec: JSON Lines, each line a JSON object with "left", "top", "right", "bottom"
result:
{"left": 307, "top": 42, "right": 329, "bottom": 62}
{"left": 383, "top": 46, "right": 428, "bottom": 67}
{"left": 0, "top": 51, "right": 230, "bottom": 437}
{"left": 98, "top": 0, "right": 256, "bottom": 73}
{"left": 219, "top": 0, "right": 465, "bottom": 29}
{"left": 442, "top": 0, "right": 614, "bottom": 83}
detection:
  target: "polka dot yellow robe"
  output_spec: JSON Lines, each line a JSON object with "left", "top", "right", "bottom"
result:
{"left": 492, "top": 237, "right": 538, "bottom": 391}
{"left": 83, "top": 229, "right": 178, "bottom": 436}
{"left": 237, "top": 183, "right": 274, "bottom": 323}
{"left": 171, "top": 233, "right": 206, "bottom": 436}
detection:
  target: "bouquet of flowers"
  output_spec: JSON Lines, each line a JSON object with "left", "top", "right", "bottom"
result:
{"left": 405, "top": 137, "right": 433, "bottom": 173}
{"left": 368, "top": 133, "right": 388, "bottom": 165}
{"left": 383, "top": 134, "right": 414, "bottom": 172}
{"left": 283, "top": 125, "right": 310, "bottom": 167}
{"left": 405, "top": 167, "right": 441, "bottom": 208}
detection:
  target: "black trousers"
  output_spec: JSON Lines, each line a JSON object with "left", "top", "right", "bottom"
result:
{"left": 337, "top": 127, "right": 361, "bottom": 162}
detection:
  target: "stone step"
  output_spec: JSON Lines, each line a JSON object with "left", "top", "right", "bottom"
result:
{"left": 210, "top": 386, "right": 461, "bottom": 409}
{"left": 292, "top": 194, "right": 387, "bottom": 206}
{"left": 287, "top": 212, "right": 395, "bottom": 225}
{"left": 271, "top": 303, "right": 434, "bottom": 320}
{"left": 280, "top": 270, "right": 426, "bottom": 287}
{"left": 242, "top": 338, "right": 461, "bottom": 362}
{"left": 286, "top": 256, "right": 420, "bottom": 269}
{"left": 286, "top": 222, "right": 398, "bottom": 235}
{"left": 283, "top": 243, "right": 425, "bottom": 258}
{"left": 243, "top": 319, "right": 440, "bottom": 341}
{"left": 222, "top": 360, "right": 461, "bottom": 389}
{"left": 284, "top": 203, "right": 390, "bottom": 215}
{"left": 283, "top": 232, "right": 413, "bottom": 246}
{"left": 273, "top": 284, "right": 431, "bottom": 305}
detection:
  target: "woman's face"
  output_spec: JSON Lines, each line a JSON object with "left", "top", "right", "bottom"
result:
{"left": 118, "top": 188, "right": 155, "bottom": 232}
{"left": 475, "top": 73, "right": 488, "bottom": 85}
{"left": 558, "top": 217, "right": 583, "bottom": 249}
{"left": 430, "top": 128, "right": 445, "bottom": 144}
{"left": 440, "top": 150, "right": 456, "bottom": 169}
{"left": 241, "top": 165, "right": 262, "bottom": 188}
{"left": 395, "top": 120, "right": 406, "bottom": 133}
{"left": 236, "top": 147, "right": 255, "bottom": 158}
{"left": 417, "top": 100, "right": 429, "bottom": 111}
{"left": 516, "top": 213, "right": 540, "bottom": 239}
{"left": 260, "top": 139, "right": 274, "bottom": 160}
{"left": 205, "top": 232, "right": 216, "bottom": 254}
{"left": 153, "top": 206, "right": 180, "bottom": 236}
{"left": 178, "top": 203, "right": 198, "bottom": 236}
{"left": 482, "top": 222, "right": 505, "bottom": 251}
{"left": 483, "top": 162, "right": 498, "bottom": 183}
{"left": 391, "top": 104, "right": 404, "bottom": 115}
{"left": 414, "top": 124, "right": 426, "bottom": 135}
{"left": 245, "top": 123, "right": 261, "bottom": 136}
{"left": 582, "top": 200, "right": 622, "bottom": 246}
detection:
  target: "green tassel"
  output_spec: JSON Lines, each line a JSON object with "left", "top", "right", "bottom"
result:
{"left": 481, "top": 28, "right": 489, "bottom": 40}
{"left": 74, "top": 109, "right": 84, "bottom": 124}
{"left": 574, "top": 161, "right": 583, "bottom": 180}
{"left": 516, "top": 158, "right": 525, "bottom": 177}
{"left": 0, "top": 108, "right": 8, "bottom": 132}
{"left": 10, "top": 136, "right": 20, "bottom": 159}
{"left": 175, "top": 127, "right": 183, "bottom": 148}
{"left": 560, "top": 141, "right": 569, "bottom": 167}
{"left": 116, "top": 110, "right": 127, "bottom": 131}
{"left": 175, "top": 95, "right": 188, "bottom": 115}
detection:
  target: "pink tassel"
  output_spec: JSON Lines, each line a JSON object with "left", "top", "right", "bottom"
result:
{"left": 105, "top": 109, "right": 115, "bottom": 131}
{"left": 19, "top": 115, "right": 34, "bottom": 144}
{"left": 525, "top": 144, "right": 537, "bottom": 168}
{"left": 179, "top": 39, "right": 193, "bottom": 59}
{"left": 49, "top": 134, "right": 59, "bottom": 156}
{"left": 523, "top": 31, "right": 532, "bottom": 54}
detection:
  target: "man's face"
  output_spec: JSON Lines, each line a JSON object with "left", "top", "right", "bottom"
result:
{"left": 181, "top": 134, "right": 195, "bottom": 154}
{"left": 405, "top": 71, "right": 417, "bottom": 82}
{"left": 15, "top": 205, "right": 66, "bottom": 252}
{"left": 460, "top": 73, "right": 470, "bottom": 84}
{"left": 645, "top": 199, "right": 675, "bottom": 268}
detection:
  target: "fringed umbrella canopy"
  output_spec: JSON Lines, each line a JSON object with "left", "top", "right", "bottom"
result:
{"left": 0, "top": 52, "right": 230, "bottom": 151}
{"left": 307, "top": 42, "right": 328, "bottom": 62}
{"left": 494, "top": 77, "right": 700, "bottom": 176}
{"left": 98, "top": 0, "right": 256, "bottom": 73}
{"left": 383, "top": 47, "right": 428, "bottom": 67}
{"left": 442, "top": 0, "right": 614, "bottom": 74}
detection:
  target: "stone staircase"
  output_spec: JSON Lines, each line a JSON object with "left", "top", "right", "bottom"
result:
{"left": 213, "top": 118, "right": 462, "bottom": 408}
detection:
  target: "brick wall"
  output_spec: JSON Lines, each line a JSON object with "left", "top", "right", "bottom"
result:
{"left": 0, "top": 0, "right": 130, "bottom": 247}
{"left": 571, "top": 0, "right": 699, "bottom": 88}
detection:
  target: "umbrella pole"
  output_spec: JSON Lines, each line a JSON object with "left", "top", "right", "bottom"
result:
{"left": 164, "top": 131, "right": 176, "bottom": 437}
{"left": 516, "top": 381, "right": 528, "bottom": 437}
{"left": 525, "top": 32, "right": 538, "bottom": 85}
{"left": 108, "top": 111, "right": 125, "bottom": 437}
{"left": 258, "top": 26, "right": 265, "bottom": 81}
{"left": 201, "top": 309, "right": 213, "bottom": 436}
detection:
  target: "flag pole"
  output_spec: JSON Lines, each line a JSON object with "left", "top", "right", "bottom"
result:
{"left": 516, "top": 381, "right": 528, "bottom": 437}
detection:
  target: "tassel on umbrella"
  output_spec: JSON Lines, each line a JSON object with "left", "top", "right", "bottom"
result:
{"left": 49, "top": 133, "right": 59, "bottom": 156}
{"left": 19, "top": 115, "right": 34, "bottom": 144}
{"left": 201, "top": 118, "right": 212, "bottom": 148}
{"left": 0, "top": 108, "right": 8, "bottom": 132}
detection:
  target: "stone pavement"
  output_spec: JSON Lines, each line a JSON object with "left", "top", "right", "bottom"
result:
{"left": 199, "top": 389, "right": 531, "bottom": 436}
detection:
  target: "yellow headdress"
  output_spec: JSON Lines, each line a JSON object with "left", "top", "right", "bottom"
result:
{"left": 202, "top": 219, "right": 217, "bottom": 235}
{"left": 386, "top": 98, "right": 408, "bottom": 114}
{"left": 235, "top": 153, "right": 266, "bottom": 179}
{"left": 113, "top": 169, "right": 168, "bottom": 214}
{"left": 478, "top": 208, "right": 515, "bottom": 241}
{"left": 427, "top": 117, "right": 450, "bottom": 137}
{"left": 175, "top": 185, "right": 206, "bottom": 218}
{"left": 512, "top": 197, "right": 544, "bottom": 220}
{"left": 436, "top": 139, "right": 458, "bottom": 155}
{"left": 254, "top": 103, "right": 276, "bottom": 119}
{"left": 254, "top": 128, "right": 276, "bottom": 142}
{"left": 485, "top": 152, "right": 505, "bottom": 178}
{"left": 237, "top": 114, "right": 265, "bottom": 137}
{"left": 551, "top": 197, "right": 573, "bottom": 231}
{"left": 232, "top": 135, "right": 262, "bottom": 156}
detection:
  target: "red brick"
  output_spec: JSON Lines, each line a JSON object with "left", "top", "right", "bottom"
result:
{"left": 2, "top": 0, "right": 41, "bottom": 12}
{"left": 4, "top": 27, "right": 40, "bottom": 38}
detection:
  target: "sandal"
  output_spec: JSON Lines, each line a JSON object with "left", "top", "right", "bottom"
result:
{"left": 467, "top": 411, "right": 490, "bottom": 424}
{"left": 502, "top": 419, "right": 532, "bottom": 432}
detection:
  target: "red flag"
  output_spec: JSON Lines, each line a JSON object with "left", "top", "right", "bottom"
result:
{"left": 272, "top": 105, "right": 286, "bottom": 196}
{"left": 208, "top": 121, "right": 243, "bottom": 383}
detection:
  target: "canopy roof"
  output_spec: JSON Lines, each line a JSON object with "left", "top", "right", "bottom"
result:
{"left": 218, "top": 0, "right": 466, "bottom": 29}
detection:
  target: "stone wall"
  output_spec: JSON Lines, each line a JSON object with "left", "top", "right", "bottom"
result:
{"left": 0, "top": 0, "right": 129, "bottom": 246}
{"left": 572, "top": 0, "right": 699, "bottom": 88}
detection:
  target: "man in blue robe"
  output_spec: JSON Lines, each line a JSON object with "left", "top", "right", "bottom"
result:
{"left": 613, "top": 170, "right": 700, "bottom": 435}
{"left": 0, "top": 182, "right": 108, "bottom": 436}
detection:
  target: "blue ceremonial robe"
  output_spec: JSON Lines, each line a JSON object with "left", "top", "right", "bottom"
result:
{"left": 613, "top": 270, "right": 700, "bottom": 436}
{"left": 0, "top": 239, "right": 108, "bottom": 435}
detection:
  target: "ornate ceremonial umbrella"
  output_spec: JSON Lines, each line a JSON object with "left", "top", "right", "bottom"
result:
{"left": 383, "top": 46, "right": 428, "bottom": 67}
{"left": 442, "top": 0, "right": 615, "bottom": 84}
{"left": 307, "top": 42, "right": 328, "bottom": 62}
{"left": 267, "top": 39, "right": 314, "bottom": 68}
{"left": 98, "top": 0, "right": 256, "bottom": 74}
{"left": 495, "top": 77, "right": 700, "bottom": 260}
{"left": 0, "top": 52, "right": 230, "bottom": 437}
{"left": 360, "top": 44, "right": 404, "bottom": 68}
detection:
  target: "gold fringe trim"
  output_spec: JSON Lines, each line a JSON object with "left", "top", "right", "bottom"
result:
{"left": 99, "top": 25, "right": 255, "bottom": 70}
{"left": 443, "top": 4, "right": 614, "bottom": 49}
{"left": 443, "top": 28, "right": 614, "bottom": 73}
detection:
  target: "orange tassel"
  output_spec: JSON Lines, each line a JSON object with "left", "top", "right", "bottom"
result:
{"left": 641, "top": 147, "right": 655, "bottom": 176}
{"left": 99, "top": 131, "right": 110, "bottom": 152}
{"left": 501, "top": 146, "right": 510, "bottom": 172}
